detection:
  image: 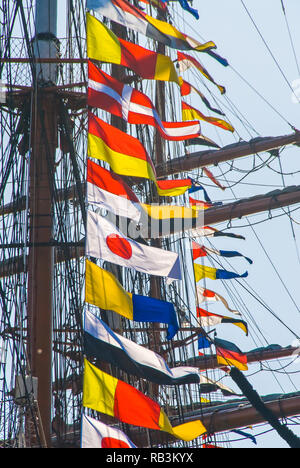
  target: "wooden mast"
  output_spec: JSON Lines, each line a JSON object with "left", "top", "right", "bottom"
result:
{"left": 26, "top": 0, "right": 58, "bottom": 447}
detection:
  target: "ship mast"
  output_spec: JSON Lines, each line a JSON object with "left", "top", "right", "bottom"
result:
{"left": 26, "top": 0, "right": 58, "bottom": 447}
{"left": 130, "top": 390, "right": 300, "bottom": 447}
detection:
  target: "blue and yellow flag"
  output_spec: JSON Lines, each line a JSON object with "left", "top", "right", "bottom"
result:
{"left": 194, "top": 263, "right": 248, "bottom": 283}
{"left": 85, "top": 259, "right": 179, "bottom": 339}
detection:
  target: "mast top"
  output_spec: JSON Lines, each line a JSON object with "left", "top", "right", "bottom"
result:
{"left": 35, "top": 0, "right": 57, "bottom": 37}
{"left": 33, "top": 0, "right": 59, "bottom": 85}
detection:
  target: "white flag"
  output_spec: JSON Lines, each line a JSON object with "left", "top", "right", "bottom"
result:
{"left": 197, "top": 286, "right": 240, "bottom": 315}
{"left": 86, "top": 210, "right": 182, "bottom": 281}
{"left": 81, "top": 414, "right": 136, "bottom": 448}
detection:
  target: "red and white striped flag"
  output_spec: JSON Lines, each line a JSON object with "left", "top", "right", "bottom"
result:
{"left": 88, "top": 61, "right": 201, "bottom": 141}
{"left": 86, "top": 158, "right": 142, "bottom": 223}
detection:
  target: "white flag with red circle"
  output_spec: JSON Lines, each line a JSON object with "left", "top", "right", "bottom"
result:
{"left": 86, "top": 210, "right": 182, "bottom": 281}
{"left": 81, "top": 414, "right": 136, "bottom": 448}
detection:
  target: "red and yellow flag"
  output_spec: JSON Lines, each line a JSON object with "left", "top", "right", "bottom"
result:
{"left": 87, "top": 12, "right": 179, "bottom": 85}
{"left": 87, "top": 0, "right": 215, "bottom": 53}
{"left": 177, "top": 51, "right": 225, "bottom": 94}
{"left": 179, "top": 77, "right": 226, "bottom": 117}
{"left": 83, "top": 359, "right": 207, "bottom": 441}
{"left": 88, "top": 112, "right": 192, "bottom": 196}
{"left": 88, "top": 111, "right": 156, "bottom": 181}
{"left": 182, "top": 101, "right": 235, "bottom": 133}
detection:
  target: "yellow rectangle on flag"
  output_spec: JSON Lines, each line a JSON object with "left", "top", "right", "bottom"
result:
{"left": 142, "top": 204, "right": 198, "bottom": 220}
{"left": 83, "top": 358, "right": 119, "bottom": 416}
{"left": 194, "top": 263, "right": 217, "bottom": 282}
{"left": 87, "top": 12, "right": 121, "bottom": 64}
{"left": 85, "top": 259, "right": 133, "bottom": 320}
{"left": 155, "top": 53, "right": 179, "bottom": 84}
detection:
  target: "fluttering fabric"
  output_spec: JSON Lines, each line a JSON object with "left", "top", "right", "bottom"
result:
{"left": 86, "top": 310, "right": 197, "bottom": 384}
{"left": 81, "top": 414, "right": 137, "bottom": 448}
{"left": 87, "top": 12, "right": 179, "bottom": 85}
{"left": 203, "top": 167, "right": 226, "bottom": 190}
{"left": 86, "top": 0, "right": 213, "bottom": 52}
{"left": 171, "top": 0, "right": 199, "bottom": 20}
{"left": 197, "top": 307, "right": 248, "bottom": 336}
{"left": 184, "top": 136, "right": 220, "bottom": 149}
{"left": 83, "top": 358, "right": 207, "bottom": 441}
{"left": 87, "top": 158, "right": 142, "bottom": 223}
{"left": 141, "top": 203, "right": 198, "bottom": 220}
{"left": 182, "top": 101, "right": 234, "bottom": 133}
{"left": 177, "top": 51, "right": 226, "bottom": 94}
{"left": 196, "top": 285, "right": 240, "bottom": 315}
{"left": 88, "top": 62, "right": 201, "bottom": 141}
{"left": 179, "top": 77, "right": 225, "bottom": 116}
{"left": 188, "top": 181, "right": 212, "bottom": 202}
{"left": 214, "top": 338, "right": 248, "bottom": 371}
{"left": 88, "top": 112, "right": 193, "bottom": 196}
{"left": 189, "top": 197, "right": 214, "bottom": 210}
{"left": 194, "top": 263, "right": 248, "bottom": 283}
{"left": 85, "top": 310, "right": 236, "bottom": 395}
{"left": 86, "top": 210, "right": 182, "bottom": 281}
{"left": 85, "top": 259, "right": 179, "bottom": 339}
{"left": 190, "top": 225, "right": 246, "bottom": 240}
{"left": 192, "top": 241, "right": 253, "bottom": 264}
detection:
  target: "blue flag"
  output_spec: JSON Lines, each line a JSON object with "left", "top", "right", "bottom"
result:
{"left": 216, "top": 269, "right": 248, "bottom": 280}
{"left": 132, "top": 294, "right": 179, "bottom": 340}
{"left": 176, "top": 0, "right": 199, "bottom": 20}
{"left": 189, "top": 180, "right": 212, "bottom": 202}
{"left": 198, "top": 335, "right": 212, "bottom": 350}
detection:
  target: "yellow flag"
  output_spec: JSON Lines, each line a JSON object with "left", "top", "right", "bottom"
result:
{"left": 85, "top": 259, "right": 133, "bottom": 320}
{"left": 87, "top": 12, "right": 179, "bottom": 85}
{"left": 83, "top": 359, "right": 207, "bottom": 442}
{"left": 194, "top": 263, "right": 218, "bottom": 282}
{"left": 142, "top": 204, "right": 198, "bottom": 220}
{"left": 182, "top": 101, "right": 234, "bottom": 133}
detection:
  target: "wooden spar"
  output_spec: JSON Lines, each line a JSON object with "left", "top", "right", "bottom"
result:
{"left": 203, "top": 185, "right": 300, "bottom": 226}
{"left": 2, "top": 184, "right": 300, "bottom": 223}
{"left": 147, "top": 6, "right": 169, "bottom": 401}
{"left": 0, "top": 184, "right": 83, "bottom": 216}
{"left": 52, "top": 342, "right": 300, "bottom": 369}
{"left": 156, "top": 132, "right": 300, "bottom": 178}
{"left": 229, "top": 368, "right": 300, "bottom": 448}
{"left": 129, "top": 391, "right": 300, "bottom": 447}
{"left": 26, "top": 90, "right": 56, "bottom": 450}
{"left": 1, "top": 184, "right": 300, "bottom": 276}
{"left": 142, "top": 185, "right": 300, "bottom": 239}
{"left": 182, "top": 345, "right": 300, "bottom": 371}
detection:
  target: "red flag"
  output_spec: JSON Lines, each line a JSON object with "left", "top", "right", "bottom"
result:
{"left": 88, "top": 61, "right": 201, "bottom": 141}
{"left": 203, "top": 167, "right": 226, "bottom": 191}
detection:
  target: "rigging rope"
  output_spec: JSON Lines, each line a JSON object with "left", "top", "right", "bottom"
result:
{"left": 280, "top": 0, "right": 300, "bottom": 76}
{"left": 240, "top": 0, "right": 300, "bottom": 106}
